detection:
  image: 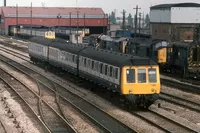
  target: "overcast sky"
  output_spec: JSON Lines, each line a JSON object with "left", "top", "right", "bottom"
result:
{"left": 2, "top": 0, "right": 200, "bottom": 16}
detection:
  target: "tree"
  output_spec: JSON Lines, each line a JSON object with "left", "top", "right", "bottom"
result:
{"left": 145, "top": 14, "right": 150, "bottom": 29}
{"left": 110, "top": 11, "right": 116, "bottom": 24}
{"left": 127, "top": 13, "right": 133, "bottom": 27}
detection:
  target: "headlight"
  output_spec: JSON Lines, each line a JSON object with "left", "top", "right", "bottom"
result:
{"left": 151, "top": 88, "right": 155, "bottom": 92}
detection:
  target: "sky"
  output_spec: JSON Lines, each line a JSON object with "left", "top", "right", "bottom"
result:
{"left": 1, "top": 0, "right": 200, "bottom": 17}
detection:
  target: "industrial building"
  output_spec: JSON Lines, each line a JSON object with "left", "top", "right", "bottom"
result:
{"left": 150, "top": 3, "right": 200, "bottom": 42}
{"left": 0, "top": 6, "right": 108, "bottom": 35}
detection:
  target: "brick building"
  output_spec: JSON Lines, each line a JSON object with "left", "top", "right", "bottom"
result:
{"left": 0, "top": 6, "right": 108, "bottom": 35}
{"left": 150, "top": 3, "right": 200, "bottom": 42}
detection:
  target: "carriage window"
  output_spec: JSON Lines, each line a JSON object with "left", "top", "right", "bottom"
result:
{"left": 115, "top": 68, "right": 118, "bottom": 79}
{"left": 95, "top": 62, "right": 99, "bottom": 71}
{"left": 148, "top": 68, "right": 157, "bottom": 83}
{"left": 110, "top": 66, "right": 113, "bottom": 77}
{"left": 66, "top": 53, "right": 69, "bottom": 61}
{"left": 72, "top": 55, "right": 75, "bottom": 62}
{"left": 92, "top": 61, "right": 94, "bottom": 70}
{"left": 88, "top": 60, "right": 91, "bottom": 68}
{"left": 74, "top": 56, "right": 77, "bottom": 63}
{"left": 138, "top": 69, "right": 146, "bottom": 83}
{"left": 126, "top": 69, "right": 135, "bottom": 83}
{"left": 105, "top": 65, "right": 108, "bottom": 75}
{"left": 84, "top": 58, "right": 87, "bottom": 66}
{"left": 100, "top": 63, "right": 103, "bottom": 74}
{"left": 69, "top": 54, "right": 72, "bottom": 62}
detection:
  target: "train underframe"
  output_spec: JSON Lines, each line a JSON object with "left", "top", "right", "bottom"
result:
{"left": 125, "top": 94, "right": 159, "bottom": 108}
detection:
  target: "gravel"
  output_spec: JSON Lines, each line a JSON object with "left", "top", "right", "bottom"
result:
{"left": 0, "top": 62, "right": 39, "bottom": 94}
{"left": 0, "top": 81, "right": 40, "bottom": 133}
{"left": 0, "top": 59, "right": 101, "bottom": 133}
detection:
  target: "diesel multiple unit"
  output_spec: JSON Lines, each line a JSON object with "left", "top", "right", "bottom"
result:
{"left": 28, "top": 37, "right": 160, "bottom": 107}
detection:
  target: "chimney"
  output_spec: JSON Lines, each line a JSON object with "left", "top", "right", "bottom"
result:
{"left": 4, "top": 0, "right": 6, "bottom": 6}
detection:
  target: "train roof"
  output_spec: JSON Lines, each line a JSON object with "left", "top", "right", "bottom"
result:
{"left": 28, "top": 37, "right": 157, "bottom": 67}
{"left": 169, "top": 41, "right": 199, "bottom": 48}
{"left": 80, "top": 48, "right": 157, "bottom": 67}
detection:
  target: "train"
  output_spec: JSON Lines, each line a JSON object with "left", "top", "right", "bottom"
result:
{"left": 93, "top": 35, "right": 200, "bottom": 78}
{"left": 9, "top": 25, "right": 89, "bottom": 40}
{"left": 9, "top": 26, "right": 55, "bottom": 39}
{"left": 28, "top": 36, "right": 160, "bottom": 108}
{"left": 9, "top": 26, "right": 85, "bottom": 43}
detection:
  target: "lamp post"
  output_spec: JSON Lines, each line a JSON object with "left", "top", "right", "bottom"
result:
{"left": 69, "top": 12, "right": 72, "bottom": 35}
{"left": 30, "top": 2, "right": 32, "bottom": 36}
{"left": 57, "top": 13, "right": 61, "bottom": 29}
{"left": 133, "top": 5, "right": 141, "bottom": 37}
{"left": 16, "top": 4, "right": 18, "bottom": 36}
{"left": 76, "top": 11, "right": 79, "bottom": 44}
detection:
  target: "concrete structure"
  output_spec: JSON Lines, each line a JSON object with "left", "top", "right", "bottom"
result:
{"left": 107, "top": 23, "right": 121, "bottom": 37}
{"left": 0, "top": 6, "right": 108, "bottom": 35}
{"left": 150, "top": 3, "right": 200, "bottom": 42}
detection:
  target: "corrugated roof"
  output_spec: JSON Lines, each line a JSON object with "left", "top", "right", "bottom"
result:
{"left": 1, "top": 6, "right": 105, "bottom": 17}
{"left": 150, "top": 3, "right": 200, "bottom": 10}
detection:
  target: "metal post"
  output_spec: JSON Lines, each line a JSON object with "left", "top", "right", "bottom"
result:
{"left": 76, "top": 11, "right": 79, "bottom": 44}
{"left": 84, "top": 13, "right": 85, "bottom": 34}
{"left": 108, "top": 17, "right": 111, "bottom": 36}
{"left": 4, "top": 0, "right": 6, "bottom": 6}
{"left": 57, "top": 13, "right": 61, "bottom": 29}
{"left": 139, "top": 12, "right": 141, "bottom": 37}
{"left": 142, "top": 12, "right": 145, "bottom": 29}
{"left": 30, "top": 2, "right": 32, "bottom": 36}
{"left": 16, "top": 4, "right": 18, "bottom": 36}
{"left": 103, "top": 14, "right": 105, "bottom": 34}
{"left": 70, "top": 12, "right": 71, "bottom": 35}
{"left": 133, "top": 5, "right": 141, "bottom": 37}
{"left": 122, "top": 10, "right": 126, "bottom": 37}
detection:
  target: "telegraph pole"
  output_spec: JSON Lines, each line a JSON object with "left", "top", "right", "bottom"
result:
{"left": 76, "top": 11, "right": 79, "bottom": 44}
{"left": 16, "top": 4, "right": 18, "bottom": 36}
{"left": 57, "top": 13, "right": 61, "bottom": 29}
{"left": 69, "top": 12, "right": 72, "bottom": 35}
{"left": 103, "top": 14, "right": 106, "bottom": 34}
{"left": 84, "top": 13, "right": 86, "bottom": 34}
{"left": 138, "top": 12, "right": 141, "bottom": 37}
{"left": 121, "top": 9, "right": 126, "bottom": 37}
{"left": 30, "top": 2, "right": 32, "bottom": 36}
{"left": 133, "top": 5, "right": 141, "bottom": 37}
{"left": 142, "top": 11, "right": 145, "bottom": 28}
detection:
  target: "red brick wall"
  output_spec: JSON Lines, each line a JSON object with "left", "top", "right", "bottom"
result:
{"left": 151, "top": 23, "right": 197, "bottom": 42}
{"left": 151, "top": 23, "right": 171, "bottom": 41}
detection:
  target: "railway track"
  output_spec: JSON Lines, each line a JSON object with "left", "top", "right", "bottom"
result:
{"left": 0, "top": 67, "right": 77, "bottom": 133}
{"left": 0, "top": 52, "right": 136, "bottom": 133}
{"left": 160, "top": 92, "right": 200, "bottom": 113}
{"left": 0, "top": 121, "right": 6, "bottom": 133}
{"left": 132, "top": 109, "right": 198, "bottom": 133}
{"left": 0, "top": 46, "right": 30, "bottom": 61}
{"left": 1, "top": 38, "right": 200, "bottom": 132}
{"left": 161, "top": 73, "right": 200, "bottom": 93}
